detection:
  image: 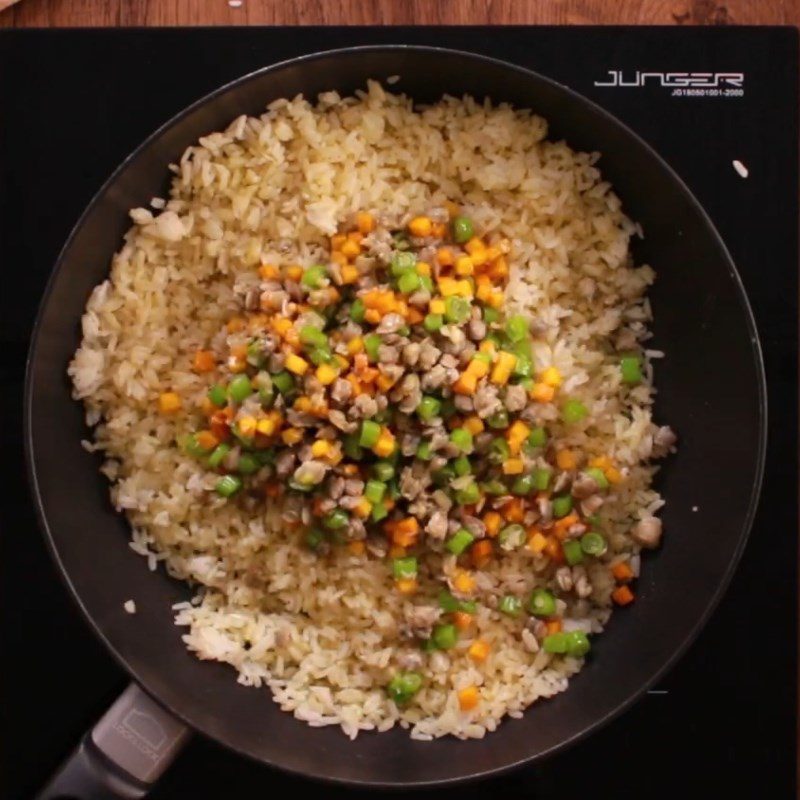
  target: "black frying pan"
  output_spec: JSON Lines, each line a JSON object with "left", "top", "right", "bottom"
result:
{"left": 26, "top": 46, "right": 766, "bottom": 798}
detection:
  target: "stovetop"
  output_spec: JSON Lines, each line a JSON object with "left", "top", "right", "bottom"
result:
{"left": 0, "top": 26, "right": 797, "bottom": 800}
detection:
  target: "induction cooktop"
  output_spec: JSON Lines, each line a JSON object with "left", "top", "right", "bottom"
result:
{"left": 0, "top": 26, "right": 796, "bottom": 799}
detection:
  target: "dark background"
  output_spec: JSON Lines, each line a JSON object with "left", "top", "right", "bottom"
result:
{"left": 0, "top": 26, "right": 797, "bottom": 799}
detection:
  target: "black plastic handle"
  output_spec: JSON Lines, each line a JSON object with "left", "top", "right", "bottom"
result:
{"left": 36, "top": 684, "right": 190, "bottom": 800}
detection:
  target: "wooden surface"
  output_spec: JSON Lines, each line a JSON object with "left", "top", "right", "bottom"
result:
{"left": 0, "top": 0, "right": 798, "bottom": 28}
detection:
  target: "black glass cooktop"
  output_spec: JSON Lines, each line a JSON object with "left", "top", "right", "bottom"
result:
{"left": 1, "top": 26, "right": 797, "bottom": 800}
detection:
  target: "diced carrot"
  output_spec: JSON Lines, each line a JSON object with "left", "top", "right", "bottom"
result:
{"left": 200, "top": 396, "right": 216, "bottom": 416}
{"left": 612, "top": 585, "right": 635, "bottom": 606}
{"left": 341, "top": 264, "right": 359, "bottom": 284}
{"left": 468, "top": 639, "right": 491, "bottom": 662}
{"left": 376, "top": 373, "right": 396, "bottom": 392}
{"left": 482, "top": 510, "right": 502, "bottom": 538}
{"left": 210, "top": 413, "right": 231, "bottom": 442}
{"left": 502, "top": 458, "right": 524, "bottom": 475}
{"left": 356, "top": 212, "right": 375, "bottom": 234}
{"left": 543, "top": 537, "right": 564, "bottom": 563}
{"left": 390, "top": 517, "right": 420, "bottom": 548}
{"left": 553, "top": 512, "right": 579, "bottom": 539}
{"left": 531, "top": 382, "right": 555, "bottom": 403}
{"left": 416, "top": 261, "right": 431, "bottom": 276}
{"left": 506, "top": 419, "right": 530, "bottom": 455}
{"left": 226, "top": 316, "right": 245, "bottom": 333}
{"left": 501, "top": 497, "right": 525, "bottom": 523}
{"left": 431, "top": 222, "right": 447, "bottom": 239}
{"left": 453, "top": 372, "right": 478, "bottom": 395}
{"left": 546, "top": 619, "right": 562, "bottom": 635}
{"left": 388, "top": 544, "right": 407, "bottom": 559}
{"left": 348, "top": 540, "right": 366, "bottom": 556}
{"left": 341, "top": 239, "right": 361, "bottom": 259}
{"left": 196, "top": 430, "right": 219, "bottom": 451}
{"left": 193, "top": 350, "right": 215, "bottom": 373}
{"left": 396, "top": 578, "right": 418, "bottom": 595}
{"left": 259, "top": 263, "right": 279, "bottom": 280}
{"left": 264, "top": 482, "right": 282, "bottom": 498}
{"left": 471, "top": 539, "right": 493, "bottom": 568}
{"left": 490, "top": 352, "right": 516, "bottom": 385}
{"left": 330, "top": 234, "right": 347, "bottom": 251}
{"left": 487, "top": 257, "right": 509, "bottom": 281}
{"left": 406, "top": 307, "right": 424, "bottom": 325}
{"left": 408, "top": 216, "right": 433, "bottom": 237}
{"left": 365, "top": 308, "right": 381, "bottom": 324}
{"left": 612, "top": 561, "right": 634, "bottom": 582}
{"left": 526, "top": 530, "right": 547, "bottom": 554}
{"left": 453, "top": 570, "right": 476, "bottom": 594}
{"left": 353, "top": 497, "right": 372, "bottom": 519}
{"left": 589, "top": 455, "right": 613, "bottom": 470}
{"left": 605, "top": 467, "right": 624, "bottom": 484}
{"left": 458, "top": 686, "right": 479, "bottom": 711}
{"left": 555, "top": 449, "right": 577, "bottom": 470}
{"left": 453, "top": 611, "right": 473, "bottom": 631}
{"left": 158, "top": 392, "right": 181, "bottom": 415}
{"left": 463, "top": 415, "right": 484, "bottom": 435}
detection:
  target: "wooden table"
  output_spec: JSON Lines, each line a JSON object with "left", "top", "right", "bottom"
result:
{"left": 0, "top": 0, "right": 797, "bottom": 28}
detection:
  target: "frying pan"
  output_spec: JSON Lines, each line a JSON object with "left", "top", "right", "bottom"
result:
{"left": 25, "top": 46, "right": 766, "bottom": 798}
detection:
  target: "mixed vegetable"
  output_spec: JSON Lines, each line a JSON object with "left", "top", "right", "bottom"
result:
{"left": 160, "top": 203, "right": 672, "bottom": 711}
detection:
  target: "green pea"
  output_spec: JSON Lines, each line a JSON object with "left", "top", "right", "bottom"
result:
{"left": 359, "top": 420, "right": 381, "bottom": 448}
{"left": 299, "top": 325, "right": 327, "bottom": 348}
{"left": 563, "top": 539, "right": 584, "bottom": 566}
{"left": 215, "top": 474, "right": 243, "bottom": 498}
{"left": 342, "top": 433, "right": 363, "bottom": 461}
{"left": 488, "top": 437, "right": 511, "bottom": 465}
{"left": 449, "top": 427, "right": 473, "bottom": 453}
{"left": 565, "top": 630, "right": 591, "bottom": 657}
{"left": 552, "top": 495, "right": 573, "bottom": 518}
{"left": 532, "top": 467, "right": 552, "bottom": 491}
{"left": 499, "top": 595, "right": 522, "bottom": 617}
{"left": 207, "top": 443, "right": 231, "bottom": 469}
{"left": 620, "top": 354, "right": 642, "bottom": 385}
{"left": 455, "top": 480, "right": 480, "bottom": 505}
{"left": 416, "top": 441, "right": 433, "bottom": 461}
{"left": 580, "top": 532, "right": 607, "bottom": 557}
{"left": 543, "top": 632, "right": 569, "bottom": 654}
{"left": 487, "top": 409, "right": 509, "bottom": 429}
{"left": 452, "top": 216, "right": 474, "bottom": 244}
{"left": 528, "top": 588, "right": 556, "bottom": 618}
{"left": 386, "top": 671, "right": 422, "bottom": 706}
{"left": 446, "top": 528, "right": 475, "bottom": 556}
{"left": 417, "top": 395, "right": 442, "bottom": 421}
{"left": 207, "top": 384, "right": 227, "bottom": 408}
{"left": 424, "top": 313, "right": 444, "bottom": 332}
{"left": 445, "top": 296, "right": 471, "bottom": 324}
{"left": 350, "top": 298, "right": 366, "bottom": 323}
{"left": 397, "top": 271, "right": 421, "bottom": 293}
{"left": 561, "top": 399, "right": 588, "bottom": 424}
{"left": 271, "top": 371, "right": 294, "bottom": 396}
{"left": 525, "top": 427, "right": 547, "bottom": 451}
{"left": 322, "top": 509, "right": 349, "bottom": 530}
{"left": 482, "top": 305, "right": 500, "bottom": 324}
{"left": 228, "top": 374, "right": 252, "bottom": 403}
{"left": 365, "top": 480, "right": 387, "bottom": 504}
{"left": 392, "top": 556, "right": 418, "bottom": 579}
{"left": 364, "top": 334, "right": 382, "bottom": 362}
{"left": 511, "top": 473, "right": 536, "bottom": 496}
{"left": 432, "top": 623, "right": 459, "bottom": 650}
{"left": 301, "top": 264, "right": 327, "bottom": 289}
{"left": 305, "top": 527, "right": 325, "bottom": 551}
{"left": 505, "top": 314, "right": 529, "bottom": 343}
{"left": 372, "top": 461, "right": 395, "bottom": 481}
{"left": 584, "top": 467, "right": 610, "bottom": 490}
{"left": 370, "top": 502, "right": 389, "bottom": 522}
{"left": 237, "top": 453, "right": 260, "bottom": 475}
{"left": 390, "top": 251, "right": 417, "bottom": 276}
{"left": 453, "top": 455, "right": 472, "bottom": 477}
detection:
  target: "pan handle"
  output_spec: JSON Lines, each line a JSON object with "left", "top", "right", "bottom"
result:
{"left": 36, "top": 683, "right": 190, "bottom": 799}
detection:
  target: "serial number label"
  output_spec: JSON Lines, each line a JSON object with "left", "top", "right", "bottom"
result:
{"left": 672, "top": 87, "right": 745, "bottom": 97}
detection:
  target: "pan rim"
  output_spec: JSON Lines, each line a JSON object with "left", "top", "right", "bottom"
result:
{"left": 23, "top": 43, "right": 768, "bottom": 788}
